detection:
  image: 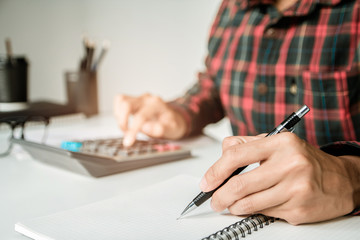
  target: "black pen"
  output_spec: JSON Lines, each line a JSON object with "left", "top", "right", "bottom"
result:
{"left": 5, "top": 38, "right": 14, "bottom": 65}
{"left": 178, "top": 105, "right": 310, "bottom": 219}
{"left": 85, "top": 40, "right": 95, "bottom": 71}
{"left": 91, "top": 40, "right": 110, "bottom": 71}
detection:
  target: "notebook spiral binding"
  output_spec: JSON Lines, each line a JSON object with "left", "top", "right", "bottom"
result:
{"left": 202, "top": 214, "right": 276, "bottom": 240}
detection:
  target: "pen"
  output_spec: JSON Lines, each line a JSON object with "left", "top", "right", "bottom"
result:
{"left": 79, "top": 36, "right": 95, "bottom": 71}
{"left": 79, "top": 36, "right": 89, "bottom": 70}
{"left": 5, "top": 38, "right": 14, "bottom": 65}
{"left": 178, "top": 105, "right": 310, "bottom": 219}
{"left": 85, "top": 40, "right": 95, "bottom": 71}
{"left": 91, "top": 40, "right": 110, "bottom": 71}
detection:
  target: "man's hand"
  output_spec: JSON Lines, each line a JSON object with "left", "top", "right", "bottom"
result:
{"left": 200, "top": 133, "right": 360, "bottom": 225}
{"left": 113, "top": 93, "right": 187, "bottom": 146}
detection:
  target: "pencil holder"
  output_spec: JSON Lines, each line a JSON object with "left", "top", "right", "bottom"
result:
{"left": 65, "top": 71, "right": 98, "bottom": 117}
{"left": 0, "top": 56, "right": 28, "bottom": 111}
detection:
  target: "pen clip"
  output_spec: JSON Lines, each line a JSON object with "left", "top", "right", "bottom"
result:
{"left": 288, "top": 127, "right": 295, "bottom": 133}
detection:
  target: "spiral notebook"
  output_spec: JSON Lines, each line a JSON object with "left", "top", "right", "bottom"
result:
{"left": 15, "top": 175, "right": 360, "bottom": 240}
{"left": 202, "top": 214, "right": 276, "bottom": 240}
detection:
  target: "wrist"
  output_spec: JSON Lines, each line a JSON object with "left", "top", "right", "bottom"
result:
{"left": 338, "top": 155, "right": 360, "bottom": 213}
{"left": 167, "top": 102, "right": 191, "bottom": 139}
{"left": 173, "top": 111, "right": 187, "bottom": 139}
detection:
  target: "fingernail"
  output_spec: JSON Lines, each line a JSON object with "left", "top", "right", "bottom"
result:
{"left": 123, "top": 136, "right": 133, "bottom": 147}
{"left": 200, "top": 177, "right": 208, "bottom": 192}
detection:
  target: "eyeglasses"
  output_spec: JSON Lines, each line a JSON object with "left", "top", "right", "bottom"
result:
{"left": 0, "top": 116, "right": 50, "bottom": 157}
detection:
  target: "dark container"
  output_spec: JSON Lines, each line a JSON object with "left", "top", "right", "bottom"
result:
{"left": 65, "top": 71, "right": 98, "bottom": 117}
{"left": 0, "top": 56, "right": 28, "bottom": 103}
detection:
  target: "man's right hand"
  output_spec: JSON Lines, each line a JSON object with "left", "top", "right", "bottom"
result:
{"left": 113, "top": 93, "right": 187, "bottom": 146}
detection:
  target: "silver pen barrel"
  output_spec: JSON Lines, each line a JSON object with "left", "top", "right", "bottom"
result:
{"left": 295, "top": 105, "right": 310, "bottom": 118}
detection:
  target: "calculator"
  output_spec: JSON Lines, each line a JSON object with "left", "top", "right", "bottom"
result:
{"left": 11, "top": 137, "right": 191, "bottom": 177}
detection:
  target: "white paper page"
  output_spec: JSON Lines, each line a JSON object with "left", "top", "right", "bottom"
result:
{"left": 15, "top": 175, "right": 246, "bottom": 240}
{"left": 15, "top": 174, "right": 360, "bottom": 240}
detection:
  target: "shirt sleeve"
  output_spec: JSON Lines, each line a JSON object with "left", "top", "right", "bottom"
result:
{"left": 167, "top": 1, "right": 230, "bottom": 137}
{"left": 348, "top": 207, "right": 360, "bottom": 216}
{"left": 320, "top": 141, "right": 360, "bottom": 157}
{"left": 168, "top": 70, "right": 225, "bottom": 137}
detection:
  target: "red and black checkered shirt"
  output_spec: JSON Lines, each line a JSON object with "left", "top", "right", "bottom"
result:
{"left": 171, "top": 0, "right": 360, "bottom": 153}
{"left": 170, "top": 0, "right": 360, "bottom": 215}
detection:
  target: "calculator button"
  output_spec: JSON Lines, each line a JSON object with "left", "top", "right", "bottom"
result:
{"left": 71, "top": 138, "right": 183, "bottom": 160}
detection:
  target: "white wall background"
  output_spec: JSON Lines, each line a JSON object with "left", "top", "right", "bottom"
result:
{"left": 0, "top": 0, "right": 221, "bottom": 113}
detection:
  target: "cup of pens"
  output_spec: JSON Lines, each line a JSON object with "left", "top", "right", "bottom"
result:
{"left": 0, "top": 39, "right": 28, "bottom": 112}
{"left": 65, "top": 38, "right": 109, "bottom": 117}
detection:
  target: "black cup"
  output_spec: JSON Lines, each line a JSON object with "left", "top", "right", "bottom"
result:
{"left": 0, "top": 56, "right": 28, "bottom": 103}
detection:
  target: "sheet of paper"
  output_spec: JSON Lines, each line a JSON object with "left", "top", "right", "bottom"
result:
{"left": 15, "top": 175, "right": 360, "bottom": 240}
{"left": 15, "top": 175, "right": 245, "bottom": 240}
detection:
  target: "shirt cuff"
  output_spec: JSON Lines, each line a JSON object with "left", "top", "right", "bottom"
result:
{"left": 347, "top": 207, "right": 360, "bottom": 216}
{"left": 320, "top": 141, "right": 360, "bottom": 157}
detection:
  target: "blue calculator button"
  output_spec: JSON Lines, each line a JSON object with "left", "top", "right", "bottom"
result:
{"left": 61, "top": 141, "right": 83, "bottom": 152}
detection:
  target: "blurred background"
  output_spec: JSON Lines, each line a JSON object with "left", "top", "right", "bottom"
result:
{"left": 0, "top": 0, "right": 221, "bottom": 113}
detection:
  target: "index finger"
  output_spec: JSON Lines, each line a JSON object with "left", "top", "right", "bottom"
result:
{"left": 222, "top": 135, "right": 264, "bottom": 152}
{"left": 123, "top": 108, "right": 152, "bottom": 146}
{"left": 200, "top": 136, "right": 274, "bottom": 192}
{"left": 113, "top": 95, "right": 140, "bottom": 132}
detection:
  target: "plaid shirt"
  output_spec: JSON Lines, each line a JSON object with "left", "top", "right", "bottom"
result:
{"left": 171, "top": 0, "right": 360, "bottom": 149}
{"left": 171, "top": 0, "right": 360, "bottom": 215}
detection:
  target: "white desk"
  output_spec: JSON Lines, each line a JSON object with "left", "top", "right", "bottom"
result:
{"left": 0, "top": 114, "right": 228, "bottom": 239}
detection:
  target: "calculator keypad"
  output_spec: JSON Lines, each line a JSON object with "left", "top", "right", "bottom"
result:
{"left": 79, "top": 138, "right": 181, "bottom": 158}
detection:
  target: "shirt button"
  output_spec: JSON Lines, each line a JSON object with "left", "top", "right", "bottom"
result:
{"left": 290, "top": 82, "right": 297, "bottom": 95}
{"left": 257, "top": 83, "right": 268, "bottom": 95}
{"left": 265, "top": 28, "right": 275, "bottom": 37}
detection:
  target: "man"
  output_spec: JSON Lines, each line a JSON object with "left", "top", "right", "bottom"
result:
{"left": 114, "top": 0, "right": 360, "bottom": 225}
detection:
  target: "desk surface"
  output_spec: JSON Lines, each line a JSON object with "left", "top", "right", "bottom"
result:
{"left": 0, "top": 114, "right": 227, "bottom": 239}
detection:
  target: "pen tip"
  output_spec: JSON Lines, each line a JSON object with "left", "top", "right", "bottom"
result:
{"left": 178, "top": 201, "right": 196, "bottom": 219}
